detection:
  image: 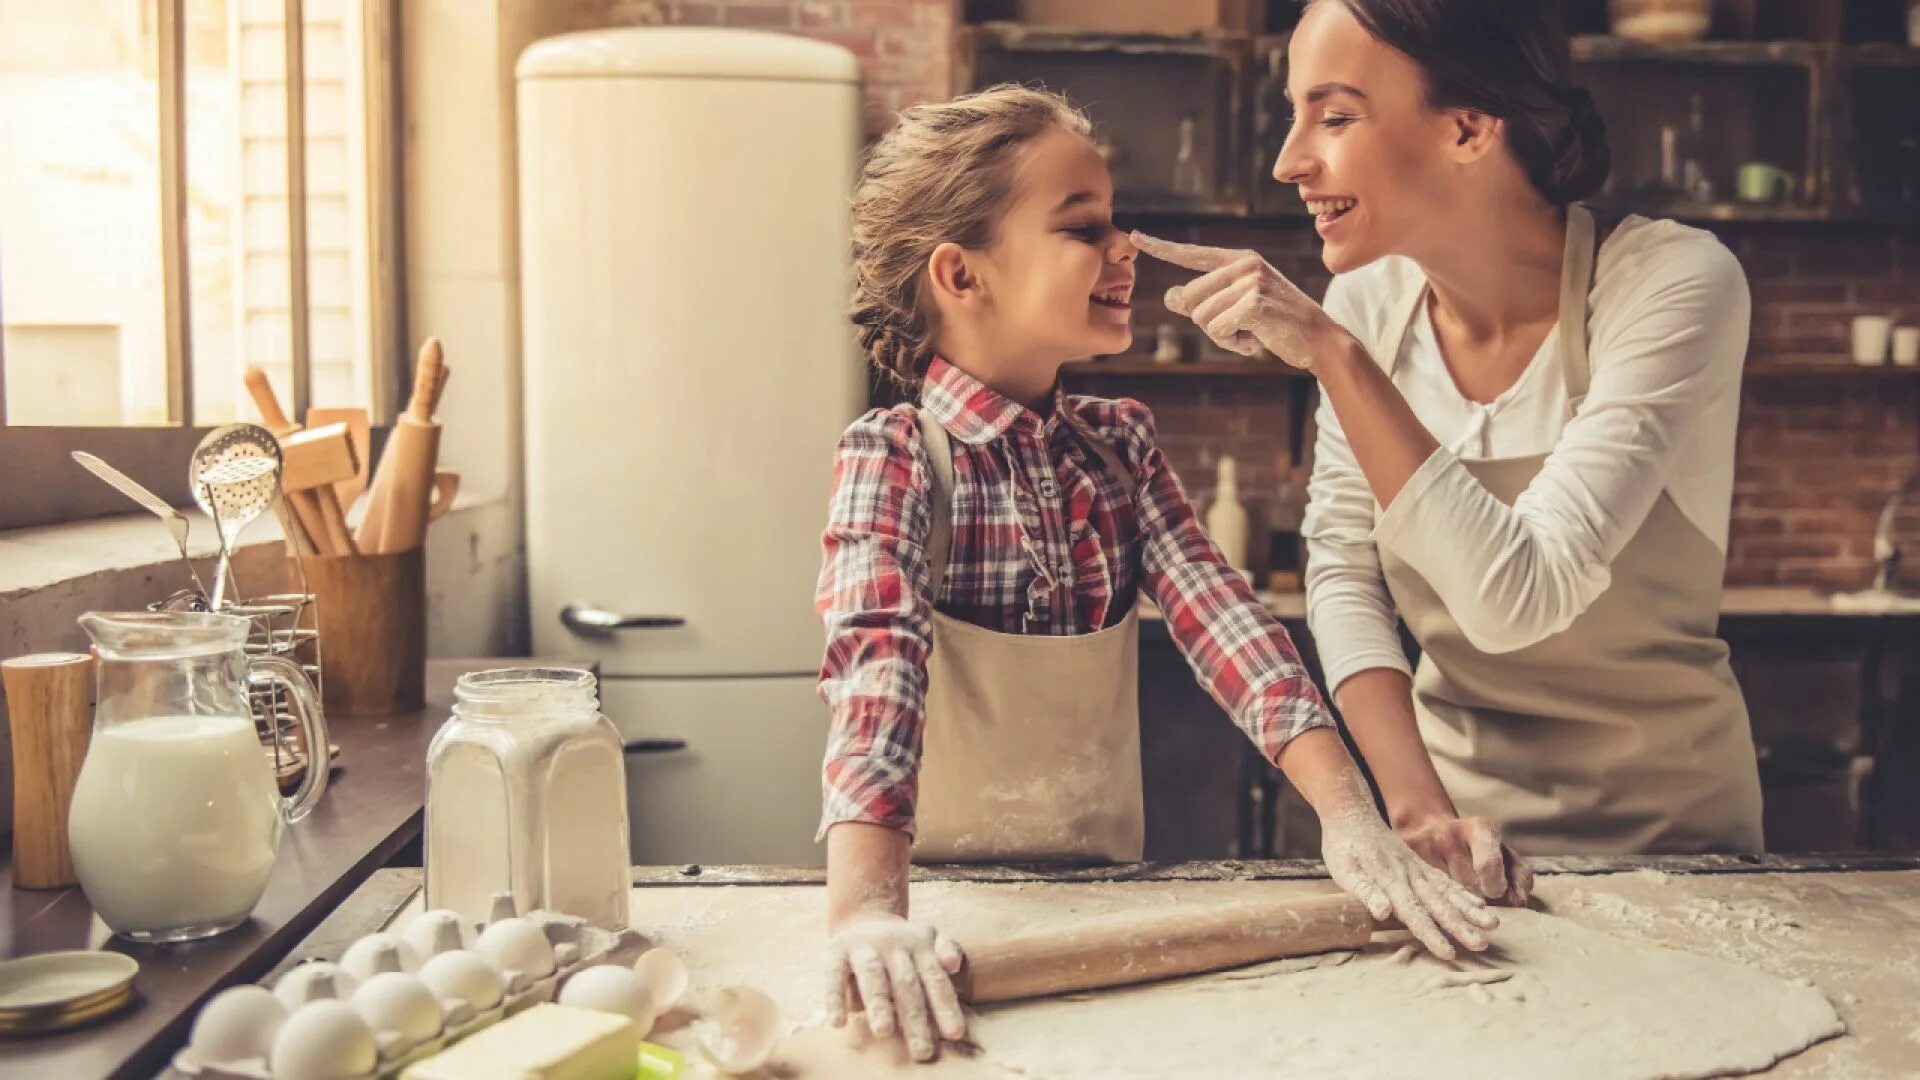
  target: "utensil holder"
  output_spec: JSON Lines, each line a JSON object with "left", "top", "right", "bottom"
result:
{"left": 301, "top": 548, "right": 426, "bottom": 717}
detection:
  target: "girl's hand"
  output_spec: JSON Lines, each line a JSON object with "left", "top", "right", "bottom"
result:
{"left": 1131, "top": 231, "right": 1344, "bottom": 371}
{"left": 1398, "top": 812, "right": 1536, "bottom": 907}
{"left": 825, "top": 911, "right": 968, "bottom": 1062}
{"left": 1320, "top": 804, "right": 1502, "bottom": 961}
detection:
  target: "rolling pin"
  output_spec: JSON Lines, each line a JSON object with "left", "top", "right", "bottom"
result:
{"left": 2, "top": 653, "right": 94, "bottom": 890}
{"left": 953, "top": 892, "right": 1378, "bottom": 1005}
{"left": 356, "top": 338, "right": 449, "bottom": 554}
{"left": 281, "top": 422, "right": 361, "bottom": 556}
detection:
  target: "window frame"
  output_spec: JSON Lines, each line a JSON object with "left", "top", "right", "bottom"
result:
{"left": 0, "top": 0, "right": 408, "bottom": 531}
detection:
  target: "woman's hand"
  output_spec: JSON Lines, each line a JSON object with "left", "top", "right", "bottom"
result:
{"left": 1398, "top": 812, "right": 1536, "bottom": 907}
{"left": 825, "top": 911, "right": 968, "bottom": 1062}
{"left": 1131, "top": 231, "right": 1346, "bottom": 370}
{"left": 1320, "top": 803, "right": 1501, "bottom": 961}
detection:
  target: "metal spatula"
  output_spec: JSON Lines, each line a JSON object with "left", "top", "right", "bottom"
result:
{"left": 191, "top": 424, "right": 284, "bottom": 609}
{"left": 71, "top": 451, "right": 212, "bottom": 603}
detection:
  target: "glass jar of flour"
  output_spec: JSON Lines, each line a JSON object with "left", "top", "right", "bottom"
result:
{"left": 425, "top": 668, "right": 630, "bottom": 929}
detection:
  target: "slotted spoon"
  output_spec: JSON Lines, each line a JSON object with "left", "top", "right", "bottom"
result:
{"left": 191, "top": 424, "right": 283, "bottom": 609}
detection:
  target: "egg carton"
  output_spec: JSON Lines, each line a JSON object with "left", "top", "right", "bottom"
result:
{"left": 172, "top": 893, "right": 654, "bottom": 1080}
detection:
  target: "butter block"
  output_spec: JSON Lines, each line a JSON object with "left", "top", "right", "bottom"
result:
{"left": 403, "top": 1003, "right": 639, "bottom": 1080}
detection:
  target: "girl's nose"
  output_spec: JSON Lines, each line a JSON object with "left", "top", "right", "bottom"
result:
{"left": 1112, "top": 229, "right": 1139, "bottom": 263}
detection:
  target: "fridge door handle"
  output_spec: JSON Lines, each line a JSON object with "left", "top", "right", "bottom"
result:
{"left": 623, "top": 737, "right": 688, "bottom": 755}
{"left": 560, "top": 603, "right": 686, "bottom": 638}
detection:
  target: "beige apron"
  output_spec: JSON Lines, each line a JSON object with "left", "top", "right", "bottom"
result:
{"left": 910, "top": 410, "right": 1146, "bottom": 864}
{"left": 1373, "top": 204, "right": 1765, "bottom": 855}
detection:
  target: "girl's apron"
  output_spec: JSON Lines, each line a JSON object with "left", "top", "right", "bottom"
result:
{"left": 909, "top": 410, "right": 1146, "bottom": 863}
{"left": 1372, "top": 204, "right": 1765, "bottom": 855}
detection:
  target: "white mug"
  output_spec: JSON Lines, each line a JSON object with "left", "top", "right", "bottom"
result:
{"left": 1854, "top": 316, "right": 1893, "bottom": 366}
{"left": 1894, "top": 326, "right": 1920, "bottom": 367}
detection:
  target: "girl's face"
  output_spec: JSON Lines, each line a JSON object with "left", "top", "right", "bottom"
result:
{"left": 971, "top": 127, "right": 1138, "bottom": 365}
{"left": 1272, "top": 1, "right": 1464, "bottom": 273}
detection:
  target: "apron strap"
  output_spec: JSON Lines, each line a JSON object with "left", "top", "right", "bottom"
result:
{"left": 1557, "top": 203, "right": 1600, "bottom": 401}
{"left": 915, "top": 408, "right": 957, "bottom": 601}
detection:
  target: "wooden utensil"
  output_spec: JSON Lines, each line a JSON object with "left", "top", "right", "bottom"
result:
{"left": 243, "top": 367, "right": 326, "bottom": 554}
{"left": 356, "top": 339, "right": 449, "bottom": 554}
{"left": 281, "top": 422, "right": 361, "bottom": 556}
{"left": 2, "top": 653, "right": 94, "bottom": 890}
{"left": 953, "top": 892, "right": 1377, "bottom": 1004}
{"left": 306, "top": 406, "right": 372, "bottom": 509}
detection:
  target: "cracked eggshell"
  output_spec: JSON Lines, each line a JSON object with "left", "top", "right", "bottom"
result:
{"left": 633, "top": 949, "right": 689, "bottom": 1013}
{"left": 351, "top": 971, "right": 443, "bottom": 1048}
{"left": 273, "top": 962, "right": 360, "bottom": 1010}
{"left": 693, "top": 986, "right": 780, "bottom": 1075}
{"left": 417, "top": 949, "right": 505, "bottom": 1012}
{"left": 474, "top": 917, "right": 556, "bottom": 982}
{"left": 338, "top": 933, "right": 423, "bottom": 982}
{"left": 557, "top": 965, "right": 655, "bottom": 1036}
{"left": 268, "top": 998, "right": 379, "bottom": 1080}
{"left": 187, "top": 984, "right": 288, "bottom": 1065}
{"left": 401, "top": 909, "right": 474, "bottom": 960}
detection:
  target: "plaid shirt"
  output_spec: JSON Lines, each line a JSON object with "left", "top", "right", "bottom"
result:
{"left": 816, "top": 358, "right": 1333, "bottom": 837}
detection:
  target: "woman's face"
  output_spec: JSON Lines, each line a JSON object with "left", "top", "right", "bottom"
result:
{"left": 972, "top": 127, "right": 1138, "bottom": 365}
{"left": 1273, "top": 1, "right": 1464, "bottom": 274}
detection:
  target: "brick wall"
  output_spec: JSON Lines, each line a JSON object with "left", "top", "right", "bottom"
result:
{"left": 531, "top": 0, "right": 957, "bottom": 133}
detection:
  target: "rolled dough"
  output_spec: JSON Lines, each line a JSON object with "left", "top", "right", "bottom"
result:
{"left": 625, "top": 882, "right": 1845, "bottom": 1079}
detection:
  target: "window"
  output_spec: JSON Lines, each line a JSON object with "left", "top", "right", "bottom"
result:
{"left": 0, "top": 0, "right": 402, "bottom": 529}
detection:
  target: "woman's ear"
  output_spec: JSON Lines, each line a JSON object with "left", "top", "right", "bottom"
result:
{"left": 1449, "top": 109, "right": 1501, "bottom": 164}
{"left": 926, "top": 242, "right": 979, "bottom": 308}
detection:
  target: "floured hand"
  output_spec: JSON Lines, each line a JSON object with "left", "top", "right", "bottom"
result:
{"left": 1398, "top": 813, "right": 1535, "bottom": 907}
{"left": 825, "top": 912, "right": 968, "bottom": 1062}
{"left": 1321, "top": 805, "right": 1501, "bottom": 961}
{"left": 1131, "top": 231, "right": 1346, "bottom": 370}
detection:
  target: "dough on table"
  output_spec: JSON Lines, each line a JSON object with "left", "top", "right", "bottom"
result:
{"left": 628, "top": 882, "right": 1845, "bottom": 1079}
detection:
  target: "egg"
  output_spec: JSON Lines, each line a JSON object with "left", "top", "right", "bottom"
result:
{"left": 274, "top": 962, "right": 360, "bottom": 1010}
{"left": 633, "top": 948, "right": 689, "bottom": 1013}
{"left": 401, "top": 909, "right": 474, "bottom": 960}
{"left": 557, "top": 965, "right": 654, "bottom": 1036}
{"left": 692, "top": 986, "right": 780, "bottom": 1075}
{"left": 351, "top": 971, "right": 443, "bottom": 1049}
{"left": 474, "top": 917, "right": 556, "bottom": 984}
{"left": 187, "top": 984, "right": 288, "bottom": 1065}
{"left": 268, "top": 998, "right": 379, "bottom": 1080}
{"left": 339, "top": 932, "right": 423, "bottom": 982}
{"left": 418, "top": 949, "right": 505, "bottom": 1013}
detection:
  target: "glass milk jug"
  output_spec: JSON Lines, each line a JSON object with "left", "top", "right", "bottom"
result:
{"left": 71, "top": 612, "right": 329, "bottom": 943}
{"left": 425, "top": 668, "right": 630, "bottom": 929}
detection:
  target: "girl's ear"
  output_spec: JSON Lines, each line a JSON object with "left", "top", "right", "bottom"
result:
{"left": 926, "top": 242, "right": 979, "bottom": 307}
{"left": 1449, "top": 109, "right": 1501, "bottom": 164}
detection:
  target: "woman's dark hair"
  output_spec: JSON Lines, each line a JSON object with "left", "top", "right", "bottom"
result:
{"left": 1331, "top": 0, "right": 1610, "bottom": 205}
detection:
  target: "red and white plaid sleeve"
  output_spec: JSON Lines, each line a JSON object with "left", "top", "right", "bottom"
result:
{"left": 814, "top": 406, "right": 934, "bottom": 838}
{"left": 1111, "top": 400, "right": 1336, "bottom": 762}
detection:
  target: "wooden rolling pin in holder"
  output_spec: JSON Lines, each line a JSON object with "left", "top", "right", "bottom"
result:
{"left": 356, "top": 339, "right": 450, "bottom": 555}
{"left": 2, "top": 653, "right": 95, "bottom": 890}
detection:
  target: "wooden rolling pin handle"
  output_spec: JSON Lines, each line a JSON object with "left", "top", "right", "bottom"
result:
{"left": 407, "top": 338, "right": 448, "bottom": 422}
{"left": 244, "top": 366, "right": 298, "bottom": 437}
{"left": 2, "top": 653, "right": 95, "bottom": 890}
{"left": 953, "top": 893, "right": 1378, "bottom": 1005}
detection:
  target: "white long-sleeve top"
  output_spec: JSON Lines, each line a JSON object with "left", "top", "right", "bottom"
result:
{"left": 1302, "top": 216, "right": 1751, "bottom": 694}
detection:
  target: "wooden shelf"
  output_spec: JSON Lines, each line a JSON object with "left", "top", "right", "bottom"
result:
{"left": 1749, "top": 356, "right": 1920, "bottom": 376}
{"left": 1062, "top": 359, "right": 1307, "bottom": 377}
{"left": 964, "top": 23, "right": 1248, "bottom": 55}
{"left": 1573, "top": 35, "right": 1826, "bottom": 66}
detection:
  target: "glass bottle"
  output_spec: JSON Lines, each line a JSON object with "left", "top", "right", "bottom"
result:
{"left": 425, "top": 668, "right": 630, "bottom": 929}
{"left": 1172, "top": 112, "right": 1207, "bottom": 199}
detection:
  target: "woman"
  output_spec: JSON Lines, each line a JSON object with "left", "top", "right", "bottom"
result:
{"left": 1137, "top": 0, "right": 1764, "bottom": 902}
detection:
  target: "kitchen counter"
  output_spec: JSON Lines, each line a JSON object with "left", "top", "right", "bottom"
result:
{"left": 0, "top": 658, "right": 590, "bottom": 1080}
{"left": 287, "top": 855, "right": 1920, "bottom": 1078}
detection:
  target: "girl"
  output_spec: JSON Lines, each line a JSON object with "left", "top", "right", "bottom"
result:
{"left": 815, "top": 85, "right": 1495, "bottom": 1063}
